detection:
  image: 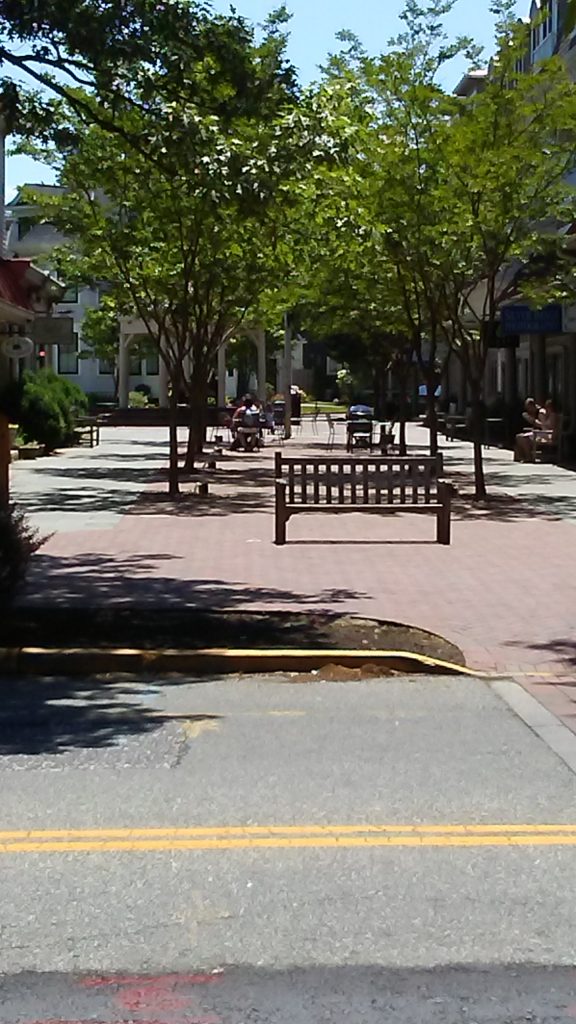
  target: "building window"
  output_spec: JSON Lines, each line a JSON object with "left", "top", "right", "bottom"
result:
{"left": 145, "top": 352, "right": 159, "bottom": 375}
{"left": 58, "top": 332, "right": 79, "bottom": 374}
{"left": 17, "top": 217, "right": 35, "bottom": 241}
{"left": 61, "top": 284, "right": 78, "bottom": 304}
{"left": 98, "top": 358, "right": 115, "bottom": 375}
{"left": 129, "top": 353, "right": 142, "bottom": 375}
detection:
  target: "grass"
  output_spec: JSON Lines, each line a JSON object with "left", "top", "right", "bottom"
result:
{"left": 301, "top": 401, "right": 344, "bottom": 415}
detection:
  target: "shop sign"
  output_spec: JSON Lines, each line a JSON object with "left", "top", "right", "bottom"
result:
{"left": 500, "top": 304, "right": 562, "bottom": 335}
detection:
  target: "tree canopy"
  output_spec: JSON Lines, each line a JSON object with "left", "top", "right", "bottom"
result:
{"left": 7, "top": 0, "right": 576, "bottom": 499}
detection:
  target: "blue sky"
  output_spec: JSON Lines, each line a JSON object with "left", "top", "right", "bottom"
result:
{"left": 5, "top": 0, "right": 526, "bottom": 198}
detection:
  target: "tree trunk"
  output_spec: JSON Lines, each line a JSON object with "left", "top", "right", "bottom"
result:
{"left": 426, "top": 388, "right": 438, "bottom": 457}
{"left": 470, "top": 386, "right": 487, "bottom": 500}
{"left": 183, "top": 377, "right": 207, "bottom": 473}
{"left": 397, "top": 375, "right": 408, "bottom": 456}
{"left": 373, "top": 351, "right": 388, "bottom": 422}
{"left": 168, "top": 388, "right": 180, "bottom": 497}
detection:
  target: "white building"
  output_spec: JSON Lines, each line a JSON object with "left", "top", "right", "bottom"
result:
{"left": 5, "top": 185, "right": 161, "bottom": 402}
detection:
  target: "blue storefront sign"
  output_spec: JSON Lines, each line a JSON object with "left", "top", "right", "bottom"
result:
{"left": 500, "top": 304, "right": 563, "bottom": 335}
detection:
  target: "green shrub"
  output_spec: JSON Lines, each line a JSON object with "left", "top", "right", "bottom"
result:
{"left": 49, "top": 373, "right": 88, "bottom": 428}
{"left": 0, "top": 371, "right": 88, "bottom": 452}
{"left": 20, "top": 382, "right": 67, "bottom": 452}
{"left": 0, "top": 505, "right": 44, "bottom": 604}
{"left": 129, "top": 390, "right": 148, "bottom": 408}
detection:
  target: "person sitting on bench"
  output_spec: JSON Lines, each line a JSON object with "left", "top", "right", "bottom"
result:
{"left": 514, "top": 397, "right": 543, "bottom": 463}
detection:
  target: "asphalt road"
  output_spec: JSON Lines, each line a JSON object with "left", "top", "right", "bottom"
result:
{"left": 1, "top": 673, "right": 576, "bottom": 1022}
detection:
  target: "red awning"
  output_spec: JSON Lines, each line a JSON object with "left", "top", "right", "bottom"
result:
{"left": 0, "top": 259, "right": 36, "bottom": 313}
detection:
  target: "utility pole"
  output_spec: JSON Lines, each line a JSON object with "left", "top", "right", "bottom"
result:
{"left": 283, "top": 312, "right": 292, "bottom": 440}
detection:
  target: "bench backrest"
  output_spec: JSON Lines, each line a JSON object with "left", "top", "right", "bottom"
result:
{"left": 275, "top": 453, "right": 444, "bottom": 506}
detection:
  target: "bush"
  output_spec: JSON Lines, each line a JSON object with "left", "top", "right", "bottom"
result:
{"left": 129, "top": 390, "right": 148, "bottom": 408}
{"left": 49, "top": 373, "right": 88, "bottom": 428}
{"left": 20, "top": 384, "right": 67, "bottom": 451}
{"left": 0, "top": 371, "right": 88, "bottom": 452}
{"left": 0, "top": 506, "right": 44, "bottom": 604}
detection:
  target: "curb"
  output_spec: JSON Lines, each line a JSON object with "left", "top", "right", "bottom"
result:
{"left": 0, "top": 646, "right": 485, "bottom": 678}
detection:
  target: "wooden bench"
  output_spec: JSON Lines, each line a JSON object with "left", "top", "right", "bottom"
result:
{"left": 274, "top": 452, "right": 452, "bottom": 545}
{"left": 533, "top": 414, "right": 570, "bottom": 463}
{"left": 74, "top": 416, "right": 101, "bottom": 448}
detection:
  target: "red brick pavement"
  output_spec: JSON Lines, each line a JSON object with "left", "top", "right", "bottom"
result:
{"left": 20, "top": 431, "right": 576, "bottom": 731}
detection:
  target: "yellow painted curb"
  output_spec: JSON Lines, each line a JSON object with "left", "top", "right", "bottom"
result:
{"left": 0, "top": 646, "right": 483, "bottom": 678}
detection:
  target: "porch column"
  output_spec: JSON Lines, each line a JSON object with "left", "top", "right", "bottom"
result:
{"left": 118, "top": 333, "right": 130, "bottom": 409}
{"left": 158, "top": 342, "right": 169, "bottom": 408}
{"left": 217, "top": 342, "right": 227, "bottom": 407}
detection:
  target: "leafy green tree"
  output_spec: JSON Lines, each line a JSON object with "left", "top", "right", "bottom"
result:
{"left": 23, "top": 10, "right": 320, "bottom": 494}
{"left": 437, "top": 1, "right": 576, "bottom": 496}
{"left": 304, "top": 1, "right": 576, "bottom": 496}
{"left": 0, "top": 1, "right": 300, "bottom": 165}
{"left": 80, "top": 301, "right": 121, "bottom": 398}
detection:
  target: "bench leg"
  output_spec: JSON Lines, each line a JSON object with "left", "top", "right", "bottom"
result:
{"left": 436, "top": 482, "right": 452, "bottom": 545}
{"left": 275, "top": 481, "right": 288, "bottom": 545}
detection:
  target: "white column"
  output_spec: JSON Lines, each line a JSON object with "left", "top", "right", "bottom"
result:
{"left": 118, "top": 333, "right": 130, "bottom": 408}
{"left": 254, "top": 327, "right": 267, "bottom": 402}
{"left": 159, "top": 342, "right": 169, "bottom": 408}
{"left": 217, "top": 342, "right": 227, "bottom": 407}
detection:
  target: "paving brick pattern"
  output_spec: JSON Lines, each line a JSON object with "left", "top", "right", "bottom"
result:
{"left": 13, "top": 422, "right": 576, "bottom": 732}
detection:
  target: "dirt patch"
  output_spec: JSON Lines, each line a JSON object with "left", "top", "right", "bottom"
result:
{"left": 0, "top": 609, "right": 464, "bottom": 666}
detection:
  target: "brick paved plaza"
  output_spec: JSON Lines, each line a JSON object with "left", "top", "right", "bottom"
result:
{"left": 10, "top": 419, "right": 576, "bottom": 729}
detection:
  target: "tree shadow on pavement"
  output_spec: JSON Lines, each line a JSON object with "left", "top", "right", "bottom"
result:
{"left": 0, "top": 675, "right": 164, "bottom": 755}
{"left": 19, "top": 551, "right": 366, "bottom": 609}
{"left": 131, "top": 488, "right": 275, "bottom": 516}
{"left": 12, "top": 488, "right": 142, "bottom": 516}
{"left": 452, "top": 491, "right": 576, "bottom": 523}
{"left": 28, "top": 465, "right": 164, "bottom": 484}
{"left": 130, "top": 461, "right": 276, "bottom": 516}
{"left": 441, "top": 454, "right": 576, "bottom": 523}
{"left": 505, "top": 637, "right": 576, "bottom": 678}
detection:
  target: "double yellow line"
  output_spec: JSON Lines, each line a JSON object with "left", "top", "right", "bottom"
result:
{"left": 1, "top": 823, "right": 576, "bottom": 853}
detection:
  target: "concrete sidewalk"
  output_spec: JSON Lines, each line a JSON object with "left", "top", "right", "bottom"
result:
{"left": 11, "top": 421, "right": 576, "bottom": 725}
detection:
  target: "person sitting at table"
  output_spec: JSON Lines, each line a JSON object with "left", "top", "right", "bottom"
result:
{"left": 230, "top": 395, "right": 261, "bottom": 448}
{"left": 514, "top": 397, "right": 554, "bottom": 462}
{"left": 535, "top": 398, "right": 560, "bottom": 451}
